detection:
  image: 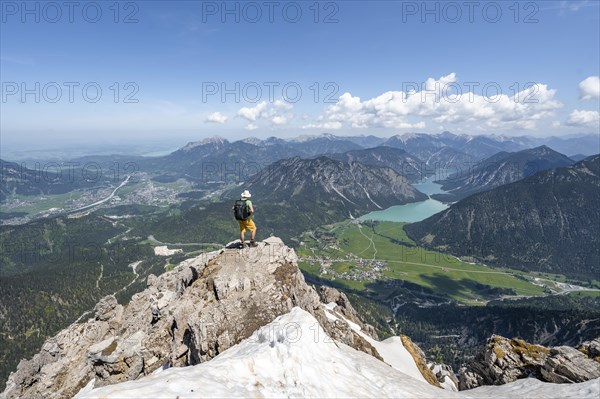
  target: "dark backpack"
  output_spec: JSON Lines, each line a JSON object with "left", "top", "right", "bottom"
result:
{"left": 233, "top": 199, "right": 251, "bottom": 221}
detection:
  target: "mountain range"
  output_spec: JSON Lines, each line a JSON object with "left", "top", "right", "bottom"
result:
{"left": 404, "top": 156, "right": 600, "bottom": 280}
{"left": 434, "top": 145, "right": 575, "bottom": 201}
{"left": 149, "top": 132, "right": 598, "bottom": 182}
{"left": 326, "top": 146, "right": 428, "bottom": 183}
{"left": 380, "top": 132, "right": 580, "bottom": 166}
{"left": 2, "top": 132, "right": 598, "bottom": 199}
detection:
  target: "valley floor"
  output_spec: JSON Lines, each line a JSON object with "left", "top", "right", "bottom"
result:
{"left": 297, "top": 220, "right": 598, "bottom": 305}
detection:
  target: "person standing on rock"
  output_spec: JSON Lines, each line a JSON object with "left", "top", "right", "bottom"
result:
{"left": 232, "top": 190, "right": 257, "bottom": 248}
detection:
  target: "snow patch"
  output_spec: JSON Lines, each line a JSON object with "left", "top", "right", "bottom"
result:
{"left": 75, "top": 307, "right": 600, "bottom": 399}
{"left": 153, "top": 246, "right": 183, "bottom": 256}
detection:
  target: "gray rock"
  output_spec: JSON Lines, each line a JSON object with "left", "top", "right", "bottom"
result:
{"left": 542, "top": 346, "right": 600, "bottom": 383}
{"left": 430, "top": 363, "right": 459, "bottom": 391}
{"left": 94, "top": 295, "right": 120, "bottom": 322}
{"left": 459, "top": 335, "right": 600, "bottom": 390}
{"left": 146, "top": 274, "right": 158, "bottom": 287}
{"left": 318, "top": 286, "right": 379, "bottom": 340}
{"left": 579, "top": 338, "right": 600, "bottom": 360}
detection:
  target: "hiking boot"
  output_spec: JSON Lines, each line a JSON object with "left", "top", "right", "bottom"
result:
{"left": 240, "top": 241, "right": 248, "bottom": 249}
{"left": 249, "top": 240, "right": 258, "bottom": 247}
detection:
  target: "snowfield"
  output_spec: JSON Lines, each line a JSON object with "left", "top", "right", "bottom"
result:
{"left": 75, "top": 307, "right": 600, "bottom": 399}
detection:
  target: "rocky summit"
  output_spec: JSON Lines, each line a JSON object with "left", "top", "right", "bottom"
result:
{"left": 1, "top": 237, "right": 384, "bottom": 399}
{"left": 2, "top": 237, "right": 599, "bottom": 399}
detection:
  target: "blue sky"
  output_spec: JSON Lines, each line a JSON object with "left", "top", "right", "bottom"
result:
{"left": 1, "top": 0, "right": 599, "bottom": 151}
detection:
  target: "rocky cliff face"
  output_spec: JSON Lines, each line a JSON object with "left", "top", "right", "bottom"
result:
{"left": 399, "top": 335, "right": 441, "bottom": 387}
{"left": 579, "top": 338, "right": 600, "bottom": 362}
{"left": 1, "top": 237, "right": 387, "bottom": 399}
{"left": 459, "top": 335, "right": 600, "bottom": 390}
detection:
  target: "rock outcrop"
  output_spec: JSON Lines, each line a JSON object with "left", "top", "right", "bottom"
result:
{"left": 459, "top": 335, "right": 600, "bottom": 390}
{"left": 429, "top": 363, "right": 459, "bottom": 391}
{"left": 579, "top": 338, "right": 600, "bottom": 362}
{"left": 1, "top": 237, "right": 387, "bottom": 399}
{"left": 318, "top": 286, "right": 379, "bottom": 340}
{"left": 399, "top": 335, "right": 441, "bottom": 388}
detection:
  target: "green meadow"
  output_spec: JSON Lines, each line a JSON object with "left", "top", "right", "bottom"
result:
{"left": 298, "top": 221, "right": 547, "bottom": 304}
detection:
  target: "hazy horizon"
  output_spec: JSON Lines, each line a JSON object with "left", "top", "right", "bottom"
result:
{"left": 2, "top": 130, "right": 599, "bottom": 161}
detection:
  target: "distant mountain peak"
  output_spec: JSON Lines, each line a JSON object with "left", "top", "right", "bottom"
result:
{"left": 514, "top": 145, "right": 574, "bottom": 162}
{"left": 437, "top": 144, "right": 574, "bottom": 199}
{"left": 437, "top": 131, "right": 458, "bottom": 138}
{"left": 527, "top": 144, "right": 554, "bottom": 154}
{"left": 240, "top": 136, "right": 263, "bottom": 145}
{"left": 291, "top": 133, "right": 338, "bottom": 142}
{"left": 399, "top": 132, "right": 424, "bottom": 141}
{"left": 180, "top": 136, "right": 229, "bottom": 151}
{"left": 199, "top": 135, "right": 228, "bottom": 145}
{"left": 488, "top": 133, "right": 513, "bottom": 142}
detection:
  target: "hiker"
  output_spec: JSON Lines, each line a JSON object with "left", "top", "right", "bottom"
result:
{"left": 232, "top": 190, "right": 257, "bottom": 248}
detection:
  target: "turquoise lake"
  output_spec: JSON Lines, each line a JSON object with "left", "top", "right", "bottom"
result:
{"left": 359, "top": 178, "right": 449, "bottom": 223}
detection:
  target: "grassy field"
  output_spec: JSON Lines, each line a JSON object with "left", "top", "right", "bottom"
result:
{"left": 298, "top": 221, "right": 547, "bottom": 304}
{"left": 114, "top": 181, "right": 142, "bottom": 196}
{"left": 4, "top": 190, "right": 87, "bottom": 215}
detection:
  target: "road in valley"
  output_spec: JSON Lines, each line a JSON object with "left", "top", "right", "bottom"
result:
{"left": 67, "top": 175, "right": 131, "bottom": 214}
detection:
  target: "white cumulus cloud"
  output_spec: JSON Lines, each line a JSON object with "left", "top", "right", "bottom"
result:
{"left": 579, "top": 76, "right": 600, "bottom": 100}
{"left": 237, "top": 100, "right": 294, "bottom": 127}
{"left": 205, "top": 112, "right": 227, "bottom": 124}
{"left": 238, "top": 102, "right": 268, "bottom": 121}
{"left": 566, "top": 109, "right": 600, "bottom": 128}
{"left": 303, "top": 73, "right": 562, "bottom": 131}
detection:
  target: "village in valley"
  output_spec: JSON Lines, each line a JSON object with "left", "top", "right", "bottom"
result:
{"left": 1, "top": 173, "right": 191, "bottom": 225}
{"left": 299, "top": 227, "right": 388, "bottom": 282}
